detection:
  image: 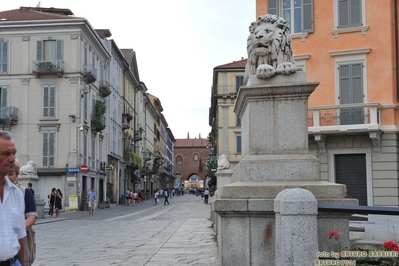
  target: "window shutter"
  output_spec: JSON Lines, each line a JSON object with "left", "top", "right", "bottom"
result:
{"left": 37, "top": 40, "right": 43, "bottom": 61}
{"left": 56, "top": 40, "right": 63, "bottom": 61}
{"left": 42, "top": 132, "right": 48, "bottom": 166}
{"left": 236, "top": 76, "right": 244, "bottom": 93}
{"left": 268, "top": 0, "right": 279, "bottom": 15}
{"left": 338, "top": 0, "right": 349, "bottom": 28}
{"left": 303, "top": 0, "right": 313, "bottom": 32}
{"left": 1, "top": 87, "right": 8, "bottom": 108}
{"left": 49, "top": 132, "right": 55, "bottom": 167}
{"left": 49, "top": 86, "right": 56, "bottom": 117}
{"left": 339, "top": 65, "right": 350, "bottom": 104}
{"left": 350, "top": 0, "right": 362, "bottom": 26}
{"left": 351, "top": 63, "right": 363, "bottom": 103}
{"left": 0, "top": 41, "right": 9, "bottom": 74}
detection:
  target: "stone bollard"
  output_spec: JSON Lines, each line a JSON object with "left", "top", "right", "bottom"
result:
{"left": 274, "top": 188, "right": 318, "bottom": 266}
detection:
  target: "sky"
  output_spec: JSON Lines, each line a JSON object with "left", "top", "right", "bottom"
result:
{"left": 2, "top": 0, "right": 256, "bottom": 139}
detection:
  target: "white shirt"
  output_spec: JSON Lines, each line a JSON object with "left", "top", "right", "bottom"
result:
{"left": 0, "top": 176, "right": 26, "bottom": 260}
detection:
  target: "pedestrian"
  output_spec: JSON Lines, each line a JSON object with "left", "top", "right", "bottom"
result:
{"left": 125, "top": 188, "right": 130, "bottom": 205}
{"left": 137, "top": 190, "right": 142, "bottom": 203}
{"left": 204, "top": 187, "right": 210, "bottom": 204}
{"left": 47, "top": 188, "right": 56, "bottom": 217}
{"left": 87, "top": 187, "right": 97, "bottom": 215}
{"left": 9, "top": 159, "right": 37, "bottom": 266}
{"left": 132, "top": 191, "right": 137, "bottom": 206}
{"left": 27, "top": 182, "right": 35, "bottom": 197}
{"left": 128, "top": 189, "right": 133, "bottom": 206}
{"left": 0, "top": 131, "right": 26, "bottom": 265}
{"left": 163, "top": 188, "right": 170, "bottom": 205}
{"left": 55, "top": 189, "right": 63, "bottom": 218}
{"left": 154, "top": 190, "right": 159, "bottom": 205}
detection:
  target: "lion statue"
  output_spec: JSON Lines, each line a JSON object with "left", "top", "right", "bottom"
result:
{"left": 217, "top": 154, "right": 231, "bottom": 170}
{"left": 19, "top": 161, "right": 37, "bottom": 176}
{"left": 244, "top": 14, "right": 297, "bottom": 84}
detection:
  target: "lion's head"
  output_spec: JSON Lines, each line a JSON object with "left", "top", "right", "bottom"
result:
{"left": 244, "top": 14, "right": 296, "bottom": 83}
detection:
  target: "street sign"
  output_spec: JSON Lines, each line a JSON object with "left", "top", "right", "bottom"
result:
{"left": 80, "top": 164, "right": 89, "bottom": 173}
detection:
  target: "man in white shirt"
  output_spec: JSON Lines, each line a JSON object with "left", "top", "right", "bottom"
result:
{"left": 0, "top": 131, "right": 26, "bottom": 265}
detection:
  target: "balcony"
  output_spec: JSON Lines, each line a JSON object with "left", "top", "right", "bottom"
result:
{"left": 122, "top": 113, "right": 131, "bottom": 130}
{"left": 99, "top": 81, "right": 111, "bottom": 98}
{"left": 83, "top": 64, "right": 97, "bottom": 84}
{"left": 0, "top": 106, "right": 18, "bottom": 124}
{"left": 32, "top": 60, "right": 64, "bottom": 77}
{"left": 134, "top": 129, "right": 143, "bottom": 141}
{"left": 308, "top": 103, "right": 382, "bottom": 152}
{"left": 91, "top": 115, "right": 106, "bottom": 132}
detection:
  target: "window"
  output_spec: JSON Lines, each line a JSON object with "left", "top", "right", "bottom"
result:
{"left": 0, "top": 41, "right": 9, "bottom": 74}
{"left": 193, "top": 153, "right": 199, "bottom": 161}
{"left": 338, "top": 0, "right": 362, "bottom": 28}
{"left": 339, "top": 63, "right": 364, "bottom": 124}
{"left": 268, "top": 0, "right": 313, "bottom": 33}
{"left": 42, "top": 131, "right": 56, "bottom": 167}
{"left": 37, "top": 40, "right": 63, "bottom": 62}
{"left": 176, "top": 155, "right": 183, "bottom": 165}
{"left": 84, "top": 92, "right": 88, "bottom": 121}
{"left": 236, "top": 134, "right": 242, "bottom": 154}
{"left": 42, "top": 85, "right": 56, "bottom": 118}
{"left": 236, "top": 115, "right": 241, "bottom": 127}
{"left": 236, "top": 76, "right": 244, "bottom": 93}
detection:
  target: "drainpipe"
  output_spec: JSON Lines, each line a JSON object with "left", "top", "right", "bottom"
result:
{"left": 395, "top": 0, "right": 399, "bottom": 101}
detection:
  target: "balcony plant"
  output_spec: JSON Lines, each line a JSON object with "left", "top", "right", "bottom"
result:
{"left": 99, "top": 85, "right": 111, "bottom": 98}
{"left": 95, "top": 100, "right": 106, "bottom": 116}
{"left": 122, "top": 112, "right": 133, "bottom": 122}
{"left": 36, "top": 61, "right": 53, "bottom": 71}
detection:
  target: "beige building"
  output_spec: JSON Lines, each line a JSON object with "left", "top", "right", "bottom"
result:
{"left": 209, "top": 58, "right": 246, "bottom": 169}
{"left": 0, "top": 6, "right": 167, "bottom": 209}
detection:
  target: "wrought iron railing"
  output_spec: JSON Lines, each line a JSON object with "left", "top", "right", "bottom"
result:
{"left": 308, "top": 103, "right": 381, "bottom": 132}
{"left": 32, "top": 60, "right": 64, "bottom": 75}
{"left": 0, "top": 106, "right": 18, "bottom": 121}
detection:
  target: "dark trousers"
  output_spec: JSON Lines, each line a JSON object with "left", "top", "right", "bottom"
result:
{"left": 164, "top": 196, "right": 169, "bottom": 205}
{"left": 49, "top": 204, "right": 54, "bottom": 216}
{"left": 204, "top": 195, "right": 209, "bottom": 204}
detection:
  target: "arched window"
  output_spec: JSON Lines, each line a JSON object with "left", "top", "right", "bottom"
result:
{"left": 193, "top": 153, "right": 199, "bottom": 161}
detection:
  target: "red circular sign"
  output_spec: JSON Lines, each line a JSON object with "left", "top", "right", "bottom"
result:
{"left": 80, "top": 164, "right": 89, "bottom": 173}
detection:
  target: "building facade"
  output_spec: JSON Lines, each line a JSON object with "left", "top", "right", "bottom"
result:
{"left": 210, "top": 0, "right": 399, "bottom": 206}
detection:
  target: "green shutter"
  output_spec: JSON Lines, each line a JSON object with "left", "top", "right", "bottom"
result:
{"left": 303, "top": 0, "right": 313, "bottom": 32}
{"left": 1, "top": 87, "right": 8, "bottom": 108}
{"left": 37, "top": 40, "right": 43, "bottom": 61}
{"left": 56, "top": 40, "right": 63, "bottom": 61}
{"left": 268, "top": 0, "right": 279, "bottom": 15}
{"left": 350, "top": 0, "right": 362, "bottom": 26}
{"left": 0, "top": 41, "right": 9, "bottom": 74}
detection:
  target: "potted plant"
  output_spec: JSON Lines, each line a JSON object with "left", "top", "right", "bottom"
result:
{"left": 122, "top": 113, "right": 133, "bottom": 122}
{"left": 99, "top": 85, "right": 111, "bottom": 97}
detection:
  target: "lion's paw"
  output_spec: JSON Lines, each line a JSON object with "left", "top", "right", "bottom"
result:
{"left": 256, "top": 64, "right": 276, "bottom": 79}
{"left": 276, "top": 62, "right": 297, "bottom": 75}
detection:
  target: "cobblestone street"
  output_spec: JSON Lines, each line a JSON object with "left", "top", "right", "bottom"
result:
{"left": 32, "top": 194, "right": 218, "bottom": 266}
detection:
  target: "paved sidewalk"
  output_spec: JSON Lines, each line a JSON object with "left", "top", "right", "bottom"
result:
{"left": 32, "top": 194, "right": 219, "bottom": 266}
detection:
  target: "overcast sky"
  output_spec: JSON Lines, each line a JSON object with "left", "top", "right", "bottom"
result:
{"left": 3, "top": 1, "right": 256, "bottom": 139}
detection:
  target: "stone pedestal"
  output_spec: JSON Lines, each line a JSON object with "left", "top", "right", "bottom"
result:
{"left": 213, "top": 74, "right": 358, "bottom": 265}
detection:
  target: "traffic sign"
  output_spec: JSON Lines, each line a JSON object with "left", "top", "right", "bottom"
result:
{"left": 80, "top": 164, "right": 89, "bottom": 173}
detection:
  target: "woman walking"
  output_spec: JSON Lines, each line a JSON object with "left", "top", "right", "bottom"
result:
{"left": 55, "top": 189, "right": 63, "bottom": 218}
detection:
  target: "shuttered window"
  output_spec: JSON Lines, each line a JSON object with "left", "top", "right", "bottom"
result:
{"left": 338, "top": 0, "right": 362, "bottom": 28}
{"left": 0, "top": 41, "right": 9, "bottom": 74}
{"left": 339, "top": 63, "right": 364, "bottom": 124}
{"left": 37, "top": 40, "right": 63, "bottom": 61}
{"left": 42, "top": 131, "right": 56, "bottom": 167}
{"left": 43, "top": 85, "right": 56, "bottom": 118}
{"left": 268, "top": 0, "right": 313, "bottom": 33}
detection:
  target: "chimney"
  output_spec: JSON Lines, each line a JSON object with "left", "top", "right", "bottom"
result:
{"left": 187, "top": 132, "right": 190, "bottom": 139}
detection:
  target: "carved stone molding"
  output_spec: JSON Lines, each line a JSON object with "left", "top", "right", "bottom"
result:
{"left": 21, "top": 78, "right": 30, "bottom": 85}
{"left": 314, "top": 134, "right": 326, "bottom": 154}
{"left": 369, "top": 131, "right": 381, "bottom": 153}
